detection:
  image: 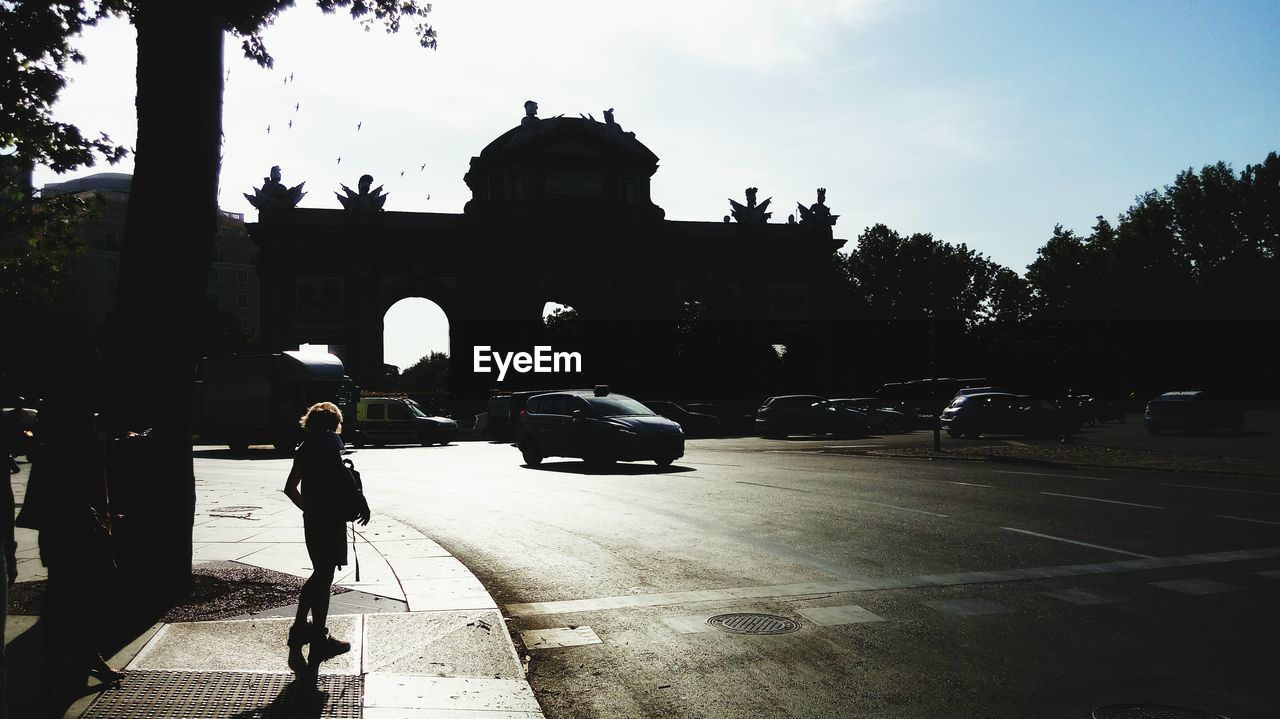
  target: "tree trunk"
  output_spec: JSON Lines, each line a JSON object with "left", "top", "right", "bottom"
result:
{"left": 112, "top": 1, "right": 224, "bottom": 608}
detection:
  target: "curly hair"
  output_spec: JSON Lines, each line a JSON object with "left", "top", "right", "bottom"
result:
{"left": 299, "top": 401, "right": 343, "bottom": 433}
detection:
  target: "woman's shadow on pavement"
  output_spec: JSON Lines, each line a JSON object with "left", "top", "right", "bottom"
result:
{"left": 230, "top": 676, "right": 334, "bottom": 718}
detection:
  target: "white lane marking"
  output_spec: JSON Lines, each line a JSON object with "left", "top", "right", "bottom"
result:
{"left": 821, "top": 445, "right": 886, "bottom": 449}
{"left": 1039, "top": 491, "right": 1164, "bottom": 510}
{"left": 944, "top": 480, "right": 992, "bottom": 488}
{"left": 923, "top": 598, "right": 1012, "bottom": 616}
{"left": 765, "top": 450, "right": 827, "bottom": 454}
{"left": 660, "top": 614, "right": 719, "bottom": 634}
{"left": 1041, "top": 588, "right": 1126, "bottom": 605}
{"left": 1003, "top": 440, "right": 1032, "bottom": 448}
{"left": 1256, "top": 569, "right": 1280, "bottom": 580}
{"left": 1150, "top": 578, "right": 1241, "bottom": 595}
{"left": 1165, "top": 483, "right": 1280, "bottom": 497}
{"left": 998, "top": 527, "right": 1156, "bottom": 559}
{"left": 506, "top": 547, "right": 1280, "bottom": 617}
{"left": 797, "top": 605, "right": 886, "bottom": 626}
{"left": 855, "top": 500, "right": 949, "bottom": 518}
{"left": 520, "top": 626, "right": 602, "bottom": 649}
{"left": 1214, "top": 514, "right": 1280, "bottom": 526}
{"left": 736, "top": 480, "right": 811, "bottom": 493}
{"left": 996, "top": 470, "right": 1112, "bottom": 481}
{"left": 684, "top": 462, "right": 743, "bottom": 467}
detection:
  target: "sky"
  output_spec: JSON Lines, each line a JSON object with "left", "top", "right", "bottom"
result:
{"left": 30, "top": 0, "right": 1280, "bottom": 370}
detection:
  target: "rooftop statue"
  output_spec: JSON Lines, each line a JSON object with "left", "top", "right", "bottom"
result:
{"left": 796, "top": 187, "right": 839, "bottom": 227}
{"left": 244, "top": 165, "right": 305, "bottom": 210}
{"left": 336, "top": 174, "right": 388, "bottom": 213}
{"left": 728, "top": 187, "right": 772, "bottom": 224}
{"left": 521, "top": 99, "right": 539, "bottom": 126}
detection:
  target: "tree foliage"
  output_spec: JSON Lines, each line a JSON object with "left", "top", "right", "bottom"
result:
{"left": 396, "top": 351, "right": 449, "bottom": 392}
{"left": 842, "top": 224, "right": 1002, "bottom": 325}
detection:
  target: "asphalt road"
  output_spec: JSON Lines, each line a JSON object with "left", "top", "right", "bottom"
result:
{"left": 196, "top": 434, "right": 1280, "bottom": 718}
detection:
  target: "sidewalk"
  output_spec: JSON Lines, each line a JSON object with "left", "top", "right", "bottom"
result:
{"left": 5, "top": 460, "right": 545, "bottom": 719}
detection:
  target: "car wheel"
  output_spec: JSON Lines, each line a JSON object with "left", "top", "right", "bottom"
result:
{"left": 655, "top": 457, "right": 675, "bottom": 467}
{"left": 1147, "top": 427, "right": 1161, "bottom": 435}
{"left": 228, "top": 441, "right": 249, "bottom": 454}
{"left": 963, "top": 431, "right": 981, "bottom": 439}
{"left": 520, "top": 440, "right": 542, "bottom": 466}
{"left": 882, "top": 418, "right": 901, "bottom": 433}
{"left": 946, "top": 429, "right": 961, "bottom": 438}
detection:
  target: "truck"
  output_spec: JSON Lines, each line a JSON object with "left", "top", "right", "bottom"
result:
{"left": 194, "top": 351, "right": 358, "bottom": 452}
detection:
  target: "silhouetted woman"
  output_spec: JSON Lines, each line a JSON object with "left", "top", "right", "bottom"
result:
{"left": 283, "top": 402, "right": 369, "bottom": 674}
{"left": 23, "top": 392, "right": 124, "bottom": 712}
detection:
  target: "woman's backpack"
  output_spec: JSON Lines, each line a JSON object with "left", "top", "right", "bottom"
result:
{"left": 338, "top": 457, "right": 370, "bottom": 523}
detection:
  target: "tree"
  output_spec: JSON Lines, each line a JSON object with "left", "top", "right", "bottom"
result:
{"left": 6, "top": 0, "right": 438, "bottom": 605}
{"left": 2, "top": 4, "right": 129, "bottom": 389}
{"left": 398, "top": 351, "right": 449, "bottom": 392}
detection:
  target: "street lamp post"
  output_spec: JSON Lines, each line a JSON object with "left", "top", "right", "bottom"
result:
{"left": 929, "top": 314, "right": 941, "bottom": 451}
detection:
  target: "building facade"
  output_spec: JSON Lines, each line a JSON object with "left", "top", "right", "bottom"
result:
{"left": 39, "top": 172, "right": 261, "bottom": 341}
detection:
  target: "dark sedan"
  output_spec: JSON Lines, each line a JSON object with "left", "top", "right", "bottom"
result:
{"left": 940, "top": 392, "right": 1079, "bottom": 439}
{"left": 755, "top": 395, "right": 868, "bottom": 438}
{"left": 642, "top": 401, "right": 722, "bottom": 437}
{"left": 1144, "top": 390, "right": 1243, "bottom": 434}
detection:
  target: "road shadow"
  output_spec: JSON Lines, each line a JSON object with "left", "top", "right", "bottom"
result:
{"left": 1152, "top": 429, "right": 1272, "bottom": 438}
{"left": 191, "top": 447, "right": 289, "bottom": 460}
{"left": 523, "top": 461, "right": 696, "bottom": 476}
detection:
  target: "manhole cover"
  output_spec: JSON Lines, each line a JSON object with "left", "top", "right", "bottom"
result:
{"left": 707, "top": 613, "right": 800, "bottom": 635}
{"left": 1093, "top": 705, "right": 1229, "bottom": 719}
{"left": 82, "top": 670, "right": 361, "bottom": 718}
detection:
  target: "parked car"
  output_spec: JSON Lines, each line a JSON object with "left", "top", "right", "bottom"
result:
{"left": 755, "top": 395, "right": 868, "bottom": 438}
{"left": 687, "top": 402, "right": 755, "bottom": 435}
{"left": 349, "top": 396, "right": 458, "bottom": 447}
{"left": 517, "top": 387, "right": 684, "bottom": 467}
{"left": 939, "top": 392, "right": 1079, "bottom": 439}
{"left": 1144, "top": 390, "right": 1243, "bottom": 435}
{"left": 876, "top": 377, "right": 990, "bottom": 429}
{"left": 827, "top": 398, "right": 910, "bottom": 433}
{"left": 642, "top": 400, "right": 722, "bottom": 437}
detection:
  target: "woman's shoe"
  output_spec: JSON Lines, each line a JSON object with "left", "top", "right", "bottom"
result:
{"left": 88, "top": 656, "right": 126, "bottom": 686}
{"left": 287, "top": 621, "right": 313, "bottom": 649}
{"left": 308, "top": 627, "right": 351, "bottom": 664}
{"left": 287, "top": 621, "right": 313, "bottom": 674}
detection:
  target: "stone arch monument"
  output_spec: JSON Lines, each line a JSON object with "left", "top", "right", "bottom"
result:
{"left": 249, "top": 105, "right": 846, "bottom": 399}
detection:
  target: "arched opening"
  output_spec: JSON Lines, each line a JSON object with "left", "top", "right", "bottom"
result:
{"left": 381, "top": 297, "right": 450, "bottom": 398}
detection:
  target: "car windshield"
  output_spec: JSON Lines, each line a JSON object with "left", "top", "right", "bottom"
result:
{"left": 403, "top": 399, "right": 430, "bottom": 418}
{"left": 587, "top": 396, "right": 656, "bottom": 417}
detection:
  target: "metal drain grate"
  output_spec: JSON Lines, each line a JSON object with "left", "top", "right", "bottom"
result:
{"left": 1093, "top": 705, "right": 1229, "bottom": 719}
{"left": 707, "top": 612, "right": 801, "bottom": 635}
{"left": 81, "top": 670, "right": 362, "bottom": 718}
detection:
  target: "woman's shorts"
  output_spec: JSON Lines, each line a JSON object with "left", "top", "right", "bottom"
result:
{"left": 304, "top": 514, "right": 348, "bottom": 568}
